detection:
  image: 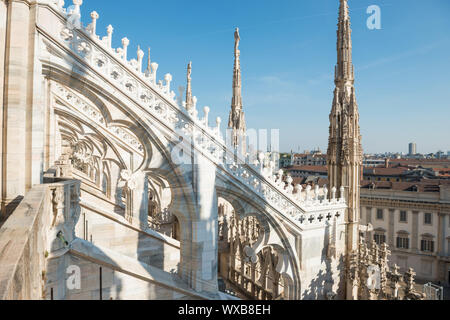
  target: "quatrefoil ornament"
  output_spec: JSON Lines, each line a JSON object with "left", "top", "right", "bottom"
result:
{"left": 118, "top": 169, "right": 138, "bottom": 191}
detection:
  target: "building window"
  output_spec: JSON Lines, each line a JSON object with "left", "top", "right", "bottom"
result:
{"left": 376, "top": 209, "right": 384, "bottom": 220}
{"left": 421, "top": 237, "right": 435, "bottom": 253}
{"left": 424, "top": 213, "right": 433, "bottom": 225}
{"left": 397, "top": 235, "right": 410, "bottom": 250}
{"left": 374, "top": 233, "right": 386, "bottom": 245}
{"left": 400, "top": 211, "right": 408, "bottom": 223}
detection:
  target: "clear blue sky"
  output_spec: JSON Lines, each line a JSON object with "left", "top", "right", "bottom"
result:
{"left": 80, "top": 0, "right": 450, "bottom": 154}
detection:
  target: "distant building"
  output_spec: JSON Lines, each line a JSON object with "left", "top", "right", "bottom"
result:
{"left": 360, "top": 181, "right": 450, "bottom": 285}
{"left": 279, "top": 153, "right": 292, "bottom": 168}
{"left": 409, "top": 143, "right": 417, "bottom": 156}
{"left": 363, "top": 158, "right": 386, "bottom": 167}
{"left": 287, "top": 172, "right": 450, "bottom": 286}
{"left": 285, "top": 161, "right": 449, "bottom": 185}
{"left": 290, "top": 151, "right": 327, "bottom": 166}
{"left": 285, "top": 165, "right": 328, "bottom": 179}
{"left": 436, "top": 151, "right": 445, "bottom": 159}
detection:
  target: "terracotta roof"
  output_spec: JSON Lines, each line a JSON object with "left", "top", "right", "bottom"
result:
{"left": 361, "top": 179, "right": 450, "bottom": 192}
{"left": 389, "top": 159, "right": 450, "bottom": 169}
{"left": 285, "top": 165, "right": 328, "bottom": 173}
{"left": 434, "top": 168, "right": 450, "bottom": 176}
{"left": 292, "top": 153, "right": 327, "bottom": 158}
{"left": 364, "top": 167, "right": 408, "bottom": 176}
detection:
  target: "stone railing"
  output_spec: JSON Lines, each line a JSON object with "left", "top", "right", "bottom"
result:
{"left": 221, "top": 152, "right": 347, "bottom": 228}
{"left": 0, "top": 179, "right": 81, "bottom": 300}
{"left": 43, "top": 0, "right": 347, "bottom": 229}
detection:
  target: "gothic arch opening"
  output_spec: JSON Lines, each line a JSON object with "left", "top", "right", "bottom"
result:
{"left": 147, "top": 175, "right": 176, "bottom": 238}
{"left": 217, "top": 197, "right": 290, "bottom": 300}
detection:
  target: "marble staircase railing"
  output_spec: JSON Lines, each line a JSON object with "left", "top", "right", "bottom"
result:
{"left": 0, "top": 179, "right": 81, "bottom": 300}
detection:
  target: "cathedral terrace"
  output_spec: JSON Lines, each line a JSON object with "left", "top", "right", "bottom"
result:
{"left": 0, "top": 0, "right": 448, "bottom": 306}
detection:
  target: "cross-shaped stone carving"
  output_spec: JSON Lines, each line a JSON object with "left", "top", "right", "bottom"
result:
{"left": 308, "top": 216, "right": 315, "bottom": 224}
{"left": 326, "top": 213, "right": 333, "bottom": 221}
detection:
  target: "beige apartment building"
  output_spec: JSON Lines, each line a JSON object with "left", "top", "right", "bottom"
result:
{"left": 360, "top": 182, "right": 450, "bottom": 286}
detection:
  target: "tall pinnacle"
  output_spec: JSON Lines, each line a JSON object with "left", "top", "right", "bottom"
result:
{"left": 335, "top": 0, "right": 354, "bottom": 86}
{"left": 327, "top": 0, "right": 363, "bottom": 284}
{"left": 231, "top": 28, "right": 243, "bottom": 111}
{"left": 228, "top": 28, "right": 246, "bottom": 155}
{"left": 185, "top": 62, "right": 193, "bottom": 112}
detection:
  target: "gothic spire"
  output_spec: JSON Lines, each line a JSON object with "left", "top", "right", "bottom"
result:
{"left": 327, "top": 1, "right": 363, "bottom": 291}
{"left": 228, "top": 28, "right": 246, "bottom": 155}
{"left": 185, "top": 61, "right": 193, "bottom": 112}
{"left": 335, "top": 0, "right": 354, "bottom": 86}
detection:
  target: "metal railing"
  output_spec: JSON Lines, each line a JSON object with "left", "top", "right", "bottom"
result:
{"left": 423, "top": 282, "right": 444, "bottom": 300}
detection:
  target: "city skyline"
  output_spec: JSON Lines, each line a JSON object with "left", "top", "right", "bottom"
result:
{"left": 283, "top": 142, "right": 448, "bottom": 156}
{"left": 81, "top": 0, "right": 450, "bottom": 155}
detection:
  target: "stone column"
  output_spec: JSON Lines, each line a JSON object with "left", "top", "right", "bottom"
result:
{"left": 438, "top": 213, "right": 445, "bottom": 256}
{"left": 360, "top": 206, "right": 365, "bottom": 225}
{"left": 0, "top": 0, "right": 7, "bottom": 212}
{"left": 182, "top": 137, "right": 219, "bottom": 294}
{"left": 412, "top": 211, "right": 419, "bottom": 252}
{"left": 365, "top": 207, "right": 373, "bottom": 243}
{"left": 388, "top": 209, "right": 395, "bottom": 247}
{"left": 1, "top": 0, "right": 33, "bottom": 217}
{"left": 130, "top": 171, "right": 149, "bottom": 230}
{"left": 29, "top": 2, "right": 46, "bottom": 189}
{"left": 366, "top": 207, "right": 372, "bottom": 224}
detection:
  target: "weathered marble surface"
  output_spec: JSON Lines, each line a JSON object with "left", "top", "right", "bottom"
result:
{"left": 45, "top": 239, "right": 211, "bottom": 300}
{"left": 0, "top": 185, "right": 50, "bottom": 300}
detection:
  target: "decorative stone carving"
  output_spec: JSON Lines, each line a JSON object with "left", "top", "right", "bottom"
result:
{"left": 348, "top": 238, "right": 426, "bottom": 300}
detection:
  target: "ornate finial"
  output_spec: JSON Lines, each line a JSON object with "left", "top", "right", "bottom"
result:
{"left": 164, "top": 74, "right": 173, "bottom": 93}
{"left": 203, "top": 106, "right": 210, "bottom": 127}
{"left": 216, "top": 117, "right": 222, "bottom": 133}
{"left": 89, "top": 11, "right": 99, "bottom": 36}
{"left": 234, "top": 27, "right": 240, "bottom": 54}
{"left": 137, "top": 46, "right": 145, "bottom": 72}
{"left": 105, "top": 25, "right": 113, "bottom": 49}
{"left": 121, "top": 37, "right": 129, "bottom": 60}
{"left": 185, "top": 62, "right": 193, "bottom": 112}
{"left": 146, "top": 47, "right": 151, "bottom": 74}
